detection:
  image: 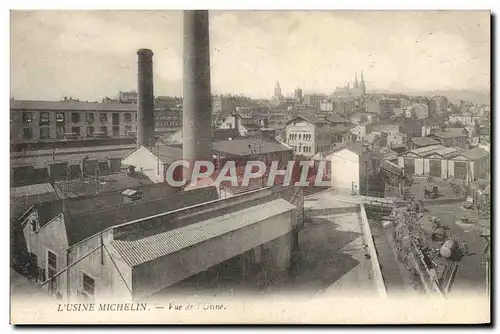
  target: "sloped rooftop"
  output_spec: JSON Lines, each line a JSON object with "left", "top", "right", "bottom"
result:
{"left": 111, "top": 198, "right": 296, "bottom": 267}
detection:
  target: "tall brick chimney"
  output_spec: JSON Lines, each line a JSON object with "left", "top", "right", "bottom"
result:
{"left": 182, "top": 11, "right": 213, "bottom": 179}
{"left": 137, "top": 48, "right": 155, "bottom": 147}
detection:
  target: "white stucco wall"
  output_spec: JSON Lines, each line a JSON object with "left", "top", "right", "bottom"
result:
{"left": 441, "top": 159, "right": 448, "bottom": 179}
{"left": 448, "top": 160, "right": 455, "bottom": 178}
{"left": 398, "top": 157, "right": 404, "bottom": 168}
{"left": 330, "top": 149, "right": 360, "bottom": 193}
{"left": 22, "top": 212, "right": 69, "bottom": 298}
{"left": 423, "top": 158, "right": 430, "bottom": 175}
{"left": 122, "top": 146, "right": 163, "bottom": 183}
{"left": 415, "top": 157, "right": 424, "bottom": 175}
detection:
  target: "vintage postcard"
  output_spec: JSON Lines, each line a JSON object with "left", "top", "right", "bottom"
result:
{"left": 9, "top": 10, "right": 491, "bottom": 324}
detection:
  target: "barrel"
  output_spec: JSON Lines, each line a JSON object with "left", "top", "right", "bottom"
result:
{"left": 440, "top": 239, "right": 457, "bottom": 259}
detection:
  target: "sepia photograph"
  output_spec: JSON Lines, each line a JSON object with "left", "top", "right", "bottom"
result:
{"left": 8, "top": 8, "right": 491, "bottom": 324}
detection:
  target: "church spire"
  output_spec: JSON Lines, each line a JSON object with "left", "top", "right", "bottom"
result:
{"left": 274, "top": 80, "right": 282, "bottom": 99}
{"left": 354, "top": 72, "right": 359, "bottom": 88}
{"left": 360, "top": 70, "right": 366, "bottom": 95}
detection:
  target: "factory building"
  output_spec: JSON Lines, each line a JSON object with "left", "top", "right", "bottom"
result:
{"left": 12, "top": 11, "right": 304, "bottom": 303}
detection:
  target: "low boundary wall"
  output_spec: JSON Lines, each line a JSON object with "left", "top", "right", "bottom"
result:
{"left": 359, "top": 203, "right": 388, "bottom": 298}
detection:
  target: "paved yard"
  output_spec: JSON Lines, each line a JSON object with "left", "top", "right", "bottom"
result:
{"left": 420, "top": 203, "right": 489, "bottom": 295}
{"left": 404, "top": 177, "right": 466, "bottom": 201}
{"left": 299, "top": 191, "right": 377, "bottom": 296}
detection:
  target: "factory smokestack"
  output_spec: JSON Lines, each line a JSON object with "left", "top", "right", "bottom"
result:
{"left": 137, "top": 48, "right": 155, "bottom": 147}
{"left": 182, "top": 10, "right": 213, "bottom": 180}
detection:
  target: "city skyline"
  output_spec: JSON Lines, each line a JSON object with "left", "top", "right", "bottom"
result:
{"left": 11, "top": 10, "right": 490, "bottom": 101}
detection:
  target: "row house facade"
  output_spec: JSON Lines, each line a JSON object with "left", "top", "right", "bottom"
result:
{"left": 285, "top": 115, "right": 352, "bottom": 158}
{"left": 11, "top": 100, "right": 138, "bottom": 144}
{"left": 154, "top": 106, "right": 182, "bottom": 137}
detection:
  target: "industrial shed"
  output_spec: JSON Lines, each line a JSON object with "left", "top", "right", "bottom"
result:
{"left": 446, "top": 147, "right": 490, "bottom": 181}
{"left": 397, "top": 145, "right": 461, "bottom": 179}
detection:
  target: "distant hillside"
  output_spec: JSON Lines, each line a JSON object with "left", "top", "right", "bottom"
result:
{"left": 409, "top": 90, "right": 490, "bottom": 105}
{"left": 369, "top": 88, "right": 490, "bottom": 105}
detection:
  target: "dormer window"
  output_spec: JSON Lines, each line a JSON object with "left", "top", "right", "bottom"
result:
{"left": 122, "top": 189, "right": 143, "bottom": 204}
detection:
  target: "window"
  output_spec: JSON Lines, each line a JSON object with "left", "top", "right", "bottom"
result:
{"left": 99, "top": 113, "right": 108, "bottom": 123}
{"left": 124, "top": 113, "right": 132, "bottom": 122}
{"left": 40, "top": 112, "right": 50, "bottom": 125}
{"left": 87, "top": 126, "right": 94, "bottom": 137}
{"left": 56, "top": 113, "right": 65, "bottom": 123}
{"left": 22, "top": 112, "right": 33, "bottom": 123}
{"left": 30, "top": 219, "right": 37, "bottom": 233}
{"left": 112, "top": 126, "right": 120, "bottom": 137}
{"left": 298, "top": 134, "right": 302, "bottom": 140}
{"left": 100, "top": 126, "right": 108, "bottom": 135}
{"left": 22, "top": 128, "right": 33, "bottom": 139}
{"left": 86, "top": 113, "right": 94, "bottom": 123}
{"left": 40, "top": 127, "right": 50, "bottom": 139}
{"left": 82, "top": 273, "right": 95, "bottom": 296}
{"left": 48, "top": 251, "right": 57, "bottom": 271}
{"left": 125, "top": 125, "right": 132, "bottom": 134}
{"left": 71, "top": 113, "right": 80, "bottom": 123}
{"left": 112, "top": 113, "right": 120, "bottom": 125}
{"left": 71, "top": 127, "right": 81, "bottom": 136}
{"left": 56, "top": 125, "right": 65, "bottom": 138}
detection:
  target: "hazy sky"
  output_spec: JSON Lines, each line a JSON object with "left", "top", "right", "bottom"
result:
{"left": 10, "top": 10, "right": 490, "bottom": 100}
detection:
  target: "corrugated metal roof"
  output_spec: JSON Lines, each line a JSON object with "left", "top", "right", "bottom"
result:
{"left": 11, "top": 149, "right": 132, "bottom": 169}
{"left": 449, "top": 147, "right": 489, "bottom": 161}
{"left": 111, "top": 198, "right": 296, "bottom": 267}
{"left": 11, "top": 100, "right": 137, "bottom": 112}
{"left": 326, "top": 114, "right": 348, "bottom": 124}
{"left": 213, "top": 138, "right": 291, "bottom": 156}
{"left": 64, "top": 186, "right": 216, "bottom": 246}
{"left": 407, "top": 144, "right": 460, "bottom": 158}
{"left": 432, "top": 129, "right": 467, "bottom": 139}
{"left": 10, "top": 183, "right": 55, "bottom": 198}
{"left": 11, "top": 144, "right": 136, "bottom": 159}
{"left": 380, "top": 160, "right": 403, "bottom": 176}
{"left": 286, "top": 115, "right": 326, "bottom": 125}
{"left": 411, "top": 137, "right": 441, "bottom": 147}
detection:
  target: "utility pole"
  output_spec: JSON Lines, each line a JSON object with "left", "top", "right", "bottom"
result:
{"left": 156, "top": 137, "right": 160, "bottom": 175}
{"left": 95, "top": 164, "right": 100, "bottom": 194}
